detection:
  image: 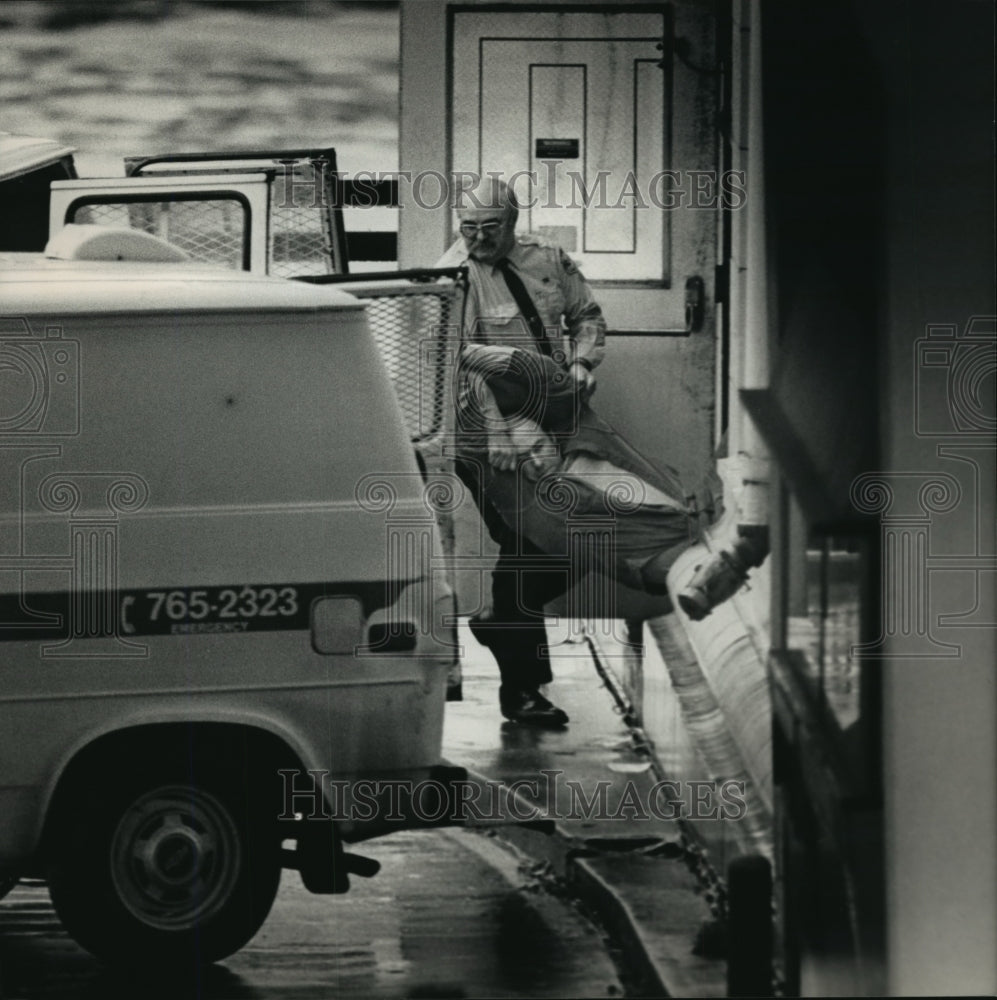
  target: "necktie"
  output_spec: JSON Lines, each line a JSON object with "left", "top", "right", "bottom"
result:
{"left": 496, "top": 258, "right": 552, "bottom": 356}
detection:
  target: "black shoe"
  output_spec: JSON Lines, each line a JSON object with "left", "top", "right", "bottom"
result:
{"left": 501, "top": 690, "right": 569, "bottom": 728}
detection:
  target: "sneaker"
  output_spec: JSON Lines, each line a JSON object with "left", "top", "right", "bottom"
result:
{"left": 677, "top": 549, "right": 749, "bottom": 621}
{"left": 501, "top": 689, "right": 569, "bottom": 728}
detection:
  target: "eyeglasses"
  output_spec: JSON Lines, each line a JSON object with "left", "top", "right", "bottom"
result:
{"left": 459, "top": 220, "right": 503, "bottom": 238}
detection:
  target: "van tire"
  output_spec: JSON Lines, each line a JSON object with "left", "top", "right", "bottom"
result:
{"left": 47, "top": 760, "right": 281, "bottom": 967}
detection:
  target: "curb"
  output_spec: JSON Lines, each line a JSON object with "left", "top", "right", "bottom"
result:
{"left": 454, "top": 766, "right": 727, "bottom": 999}
{"left": 571, "top": 855, "right": 726, "bottom": 999}
{"left": 570, "top": 857, "right": 673, "bottom": 998}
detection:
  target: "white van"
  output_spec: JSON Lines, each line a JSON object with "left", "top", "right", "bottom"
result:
{"left": 0, "top": 249, "right": 458, "bottom": 965}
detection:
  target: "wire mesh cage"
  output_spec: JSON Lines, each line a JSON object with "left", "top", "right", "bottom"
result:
{"left": 347, "top": 281, "right": 461, "bottom": 448}
{"left": 70, "top": 198, "right": 246, "bottom": 269}
{"left": 120, "top": 148, "right": 343, "bottom": 277}
{"left": 269, "top": 162, "right": 335, "bottom": 278}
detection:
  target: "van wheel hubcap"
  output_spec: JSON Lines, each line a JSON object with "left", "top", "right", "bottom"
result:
{"left": 110, "top": 785, "right": 242, "bottom": 931}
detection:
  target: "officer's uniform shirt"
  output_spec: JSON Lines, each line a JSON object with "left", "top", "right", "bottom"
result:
{"left": 436, "top": 233, "right": 607, "bottom": 369}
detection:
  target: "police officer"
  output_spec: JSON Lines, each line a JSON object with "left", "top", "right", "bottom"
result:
{"left": 437, "top": 176, "right": 608, "bottom": 727}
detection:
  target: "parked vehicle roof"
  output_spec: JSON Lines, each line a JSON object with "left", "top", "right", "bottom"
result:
{"left": 0, "top": 132, "right": 77, "bottom": 181}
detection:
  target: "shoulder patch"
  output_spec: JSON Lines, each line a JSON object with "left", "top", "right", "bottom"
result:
{"left": 516, "top": 233, "right": 544, "bottom": 247}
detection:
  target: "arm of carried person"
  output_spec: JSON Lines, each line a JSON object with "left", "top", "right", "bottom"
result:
{"left": 465, "top": 371, "right": 524, "bottom": 471}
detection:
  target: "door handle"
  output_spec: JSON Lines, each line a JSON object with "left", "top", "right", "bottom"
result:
{"left": 685, "top": 275, "right": 705, "bottom": 333}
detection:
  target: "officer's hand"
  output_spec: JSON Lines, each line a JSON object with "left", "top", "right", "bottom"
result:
{"left": 569, "top": 360, "right": 597, "bottom": 399}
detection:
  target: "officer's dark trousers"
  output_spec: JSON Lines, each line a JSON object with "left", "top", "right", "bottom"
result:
{"left": 455, "top": 457, "right": 571, "bottom": 710}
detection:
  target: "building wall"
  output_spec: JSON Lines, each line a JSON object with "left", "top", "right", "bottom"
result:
{"left": 854, "top": 2, "right": 996, "bottom": 994}
{"left": 753, "top": 0, "right": 995, "bottom": 992}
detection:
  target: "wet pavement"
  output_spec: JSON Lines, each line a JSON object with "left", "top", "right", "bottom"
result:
{"left": 443, "top": 619, "right": 729, "bottom": 998}
{"left": 0, "top": 828, "right": 622, "bottom": 999}
{"left": 444, "top": 623, "right": 683, "bottom": 844}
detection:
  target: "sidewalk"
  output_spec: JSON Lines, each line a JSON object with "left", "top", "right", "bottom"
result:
{"left": 442, "top": 619, "right": 728, "bottom": 999}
